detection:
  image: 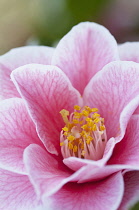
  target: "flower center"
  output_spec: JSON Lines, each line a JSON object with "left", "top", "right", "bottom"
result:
{"left": 60, "top": 105, "right": 107, "bottom": 160}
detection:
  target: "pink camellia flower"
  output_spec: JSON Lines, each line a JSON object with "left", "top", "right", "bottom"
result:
{"left": 1, "top": 22, "right": 139, "bottom": 210}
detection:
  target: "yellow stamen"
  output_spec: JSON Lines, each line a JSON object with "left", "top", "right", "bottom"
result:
{"left": 68, "top": 142, "right": 73, "bottom": 150}
{"left": 100, "top": 125, "right": 105, "bottom": 131}
{"left": 81, "top": 124, "right": 88, "bottom": 130}
{"left": 84, "top": 106, "right": 92, "bottom": 113}
{"left": 67, "top": 135, "right": 75, "bottom": 141}
{"left": 87, "top": 120, "right": 94, "bottom": 127}
{"left": 62, "top": 126, "right": 68, "bottom": 132}
{"left": 93, "top": 113, "right": 100, "bottom": 118}
{"left": 91, "top": 108, "right": 98, "bottom": 112}
{"left": 86, "top": 136, "right": 93, "bottom": 144}
{"left": 74, "top": 112, "right": 81, "bottom": 118}
{"left": 85, "top": 117, "right": 92, "bottom": 122}
{"left": 80, "top": 131, "right": 85, "bottom": 136}
{"left": 73, "top": 119, "right": 79, "bottom": 124}
{"left": 63, "top": 132, "right": 68, "bottom": 136}
{"left": 82, "top": 110, "right": 89, "bottom": 116}
{"left": 94, "top": 118, "right": 100, "bottom": 123}
{"left": 74, "top": 105, "right": 81, "bottom": 110}
{"left": 73, "top": 145, "right": 78, "bottom": 153}
{"left": 60, "top": 142, "right": 64, "bottom": 146}
{"left": 88, "top": 136, "right": 93, "bottom": 141}
{"left": 68, "top": 123, "right": 74, "bottom": 130}
{"left": 92, "top": 124, "right": 97, "bottom": 131}
{"left": 59, "top": 109, "right": 69, "bottom": 124}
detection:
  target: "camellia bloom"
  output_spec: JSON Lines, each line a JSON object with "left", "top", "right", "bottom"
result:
{"left": 1, "top": 22, "right": 139, "bottom": 210}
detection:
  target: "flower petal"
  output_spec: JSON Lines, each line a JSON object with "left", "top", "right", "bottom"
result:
{"left": 119, "top": 42, "right": 139, "bottom": 63}
{"left": 24, "top": 144, "right": 118, "bottom": 198}
{"left": 0, "top": 98, "right": 41, "bottom": 174}
{"left": 108, "top": 115, "right": 139, "bottom": 169}
{"left": 64, "top": 157, "right": 122, "bottom": 182}
{"left": 52, "top": 22, "right": 119, "bottom": 94}
{"left": 24, "top": 144, "right": 72, "bottom": 198}
{"left": 46, "top": 172, "right": 124, "bottom": 210}
{"left": 83, "top": 61, "right": 139, "bottom": 141}
{"left": 0, "top": 168, "right": 43, "bottom": 210}
{"left": 0, "top": 46, "right": 54, "bottom": 100}
{"left": 11, "top": 64, "right": 82, "bottom": 155}
{"left": 118, "top": 171, "right": 139, "bottom": 210}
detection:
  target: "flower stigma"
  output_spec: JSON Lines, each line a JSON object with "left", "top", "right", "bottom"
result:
{"left": 59, "top": 105, "right": 107, "bottom": 160}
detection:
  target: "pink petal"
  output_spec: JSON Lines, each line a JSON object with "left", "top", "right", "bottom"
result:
{"left": 47, "top": 172, "right": 124, "bottom": 210}
{"left": 0, "top": 46, "right": 54, "bottom": 100}
{"left": 63, "top": 156, "right": 100, "bottom": 171}
{"left": 119, "top": 42, "right": 139, "bottom": 116}
{"left": 83, "top": 61, "right": 139, "bottom": 142}
{"left": 11, "top": 64, "right": 82, "bottom": 155}
{"left": 24, "top": 144, "right": 118, "bottom": 198}
{"left": 24, "top": 144, "right": 92, "bottom": 198}
{"left": 24, "top": 144, "right": 72, "bottom": 198}
{"left": 0, "top": 98, "right": 42, "bottom": 174}
{"left": 119, "top": 42, "right": 139, "bottom": 63}
{"left": 118, "top": 171, "right": 139, "bottom": 210}
{"left": 52, "top": 22, "right": 119, "bottom": 94}
{"left": 77, "top": 165, "right": 123, "bottom": 183}
{"left": 0, "top": 168, "right": 43, "bottom": 210}
{"left": 134, "top": 106, "right": 139, "bottom": 114}
{"left": 64, "top": 157, "right": 123, "bottom": 182}
{"left": 108, "top": 115, "right": 139, "bottom": 169}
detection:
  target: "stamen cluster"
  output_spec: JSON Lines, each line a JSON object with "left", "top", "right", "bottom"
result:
{"left": 60, "top": 105, "right": 107, "bottom": 160}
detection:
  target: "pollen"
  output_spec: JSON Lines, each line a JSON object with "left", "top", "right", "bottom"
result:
{"left": 92, "top": 124, "right": 97, "bottom": 131}
{"left": 74, "top": 112, "right": 81, "bottom": 118}
{"left": 63, "top": 132, "right": 68, "bottom": 136}
{"left": 59, "top": 105, "right": 107, "bottom": 160}
{"left": 82, "top": 110, "right": 89, "bottom": 116}
{"left": 73, "top": 145, "right": 78, "bottom": 153}
{"left": 59, "top": 109, "right": 69, "bottom": 124}
{"left": 100, "top": 125, "right": 105, "bottom": 131}
{"left": 93, "top": 113, "right": 100, "bottom": 118}
{"left": 94, "top": 118, "right": 100, "bottom": 124}
{"left": 67, "top": 135, "right": 75, "bottom": 141}
{"left": 60, "top": 142, "right": 64, "bottom": 146}
{"left": 74, "top": 105, "right": 81, "bottom": 110}
{"left": 62, "top": 126, "right": 68, "bottom": 132}
{"left": 73, "top": 119, "right": 79, "bottom": 124}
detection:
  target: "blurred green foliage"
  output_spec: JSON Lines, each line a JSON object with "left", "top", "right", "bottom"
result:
{"left": 32, "top": 0, "right": 111, "bottom": 45}
{"left": 67, "top": 0, "right": 110, "bottom": 21}
{"left": 130, "top": 202, "right": 139, "bottom": 210}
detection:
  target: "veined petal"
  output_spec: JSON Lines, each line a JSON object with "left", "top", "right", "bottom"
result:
{"left": 64, "top": 156, "right": 124, "bottom": 183}
{"left": 0, "top": 98, "right": 42, "bottom": 174}
{"left": 83, "top": 61, "right": 139, "bottom": 142}
{"left": 46, "top": 172, "right": 124, "bottom": 210}
{"left": 52, "top": 22, "right": 119, "bottom": 94}
{"left": 0, "top": 46, "right": 54, "bottom": 100}
{"left": 0, "top": 168, "right": 43, "bottom": 210}
{"left": 118, "top": 171, "right": 139, "bottom": 210}
{"left": 11, "top": 64, "right": 82, "bottom": 155}
{"left": 108, "top": 115, "right": 139, "bottom": 169}
{"left": 24, "top": 144, "right": 72, "bottom": 198}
